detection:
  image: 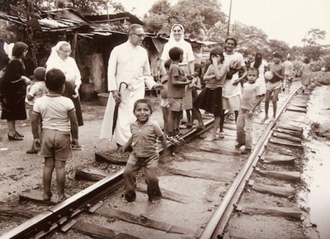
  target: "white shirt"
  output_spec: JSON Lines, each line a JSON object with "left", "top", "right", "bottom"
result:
{"left": 223, "top": 52, "right": 245, "bottom": 98}
{"left": 46, "top": 56, "right": 81, "bottom": 87}
{"left": 33, "top": 94, "right": 75, "bottom": 132}
{"left": 107, "top": 41, "right": 155, "bottom": 92}
{"left": 100, "top": 41, "right": 156, "bottom": 144}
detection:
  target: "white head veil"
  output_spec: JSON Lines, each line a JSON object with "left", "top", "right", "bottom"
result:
{"left": 46, "top": 41, "right": 69, "bottom": 68}
{"left": 167, "top": 24, "right": 185, "bottom": 47}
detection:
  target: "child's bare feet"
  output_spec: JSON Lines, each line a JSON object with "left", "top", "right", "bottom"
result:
{"left": 58, "top": 194, "right": 70, "bottom": 203}
{"left": 149, "top": 196, "right": 162, "bottom": 204}
{"left": 43, "top": 192, "right": 52, "bottom": 201}
{"left": 261, "top": 116, "right": 268, "bottom": 123}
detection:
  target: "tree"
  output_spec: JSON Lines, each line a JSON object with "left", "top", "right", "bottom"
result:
{"left": 303, "top": 45, "right": 323, "bottom": 61}
{"left": 143, "top": 0, "right": 225, "bottom": 37}
{"left": 301, "top": 28, "right": 327, "bottom": 61}
{"left": 229, "top": 23, "right": 270, "bottom": 57}
{"left": 268, "top": 39, "right": 290, "bottom": 60}
{"left": 143, "top": 0, "right": 173, "bottom": 34}
{"left": 302, "top": 28, "right": 326, "bottom": 46}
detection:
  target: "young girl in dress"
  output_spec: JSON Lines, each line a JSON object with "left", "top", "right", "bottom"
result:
{"left": 191, "top": 63, "right": 203, "bottom": 101}
{"left": 300, "top": 57, "right": 312, "bottom": 93}
{"left": 252, "top": 53, "right": 267, "bottom": 113}
{"left": 193, "top": 48, "right": 228, "bottom": 141}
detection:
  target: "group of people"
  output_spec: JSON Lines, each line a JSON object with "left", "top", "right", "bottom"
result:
{"left": 0, "top": 40, "right": 83, "bottom": 201}
{"left": 0, "top": 22, "right": 312, "bottom": 204}
{"left": 100, "top": 23, "right": 267, "bottom": 202}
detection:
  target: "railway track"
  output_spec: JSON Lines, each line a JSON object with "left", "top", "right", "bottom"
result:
{"left": 1, "top": 81, "right": 312, "bottom": 239}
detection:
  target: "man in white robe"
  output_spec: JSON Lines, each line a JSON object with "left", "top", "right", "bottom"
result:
{"left": 100, "top": 24, "right": 161, "bottom": 147}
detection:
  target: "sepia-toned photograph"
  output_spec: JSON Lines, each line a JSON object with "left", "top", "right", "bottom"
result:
{"left": 0, "top": 0, "right": 329, "bottom": 238}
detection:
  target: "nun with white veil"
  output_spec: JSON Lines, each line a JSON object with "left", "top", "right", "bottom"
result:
{"left": 160, "top": 24, "right": 195, "bottom": 120}
{"left": 45, "top": 41, "right": 83, "bottom": 126}
{"left": 161, "top": 24, "right": 195, "bottom": 76}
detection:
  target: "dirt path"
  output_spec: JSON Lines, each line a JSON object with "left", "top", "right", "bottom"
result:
{"left": 0, "top": 96, "right": 163, "bottom": 205}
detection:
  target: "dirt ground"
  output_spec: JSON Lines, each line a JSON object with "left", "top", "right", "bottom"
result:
{"left": 0, "top": 95, "right": 164, "bottom": 205}
{"left": 1, "top": 73, "right": 330, "bottom": 237}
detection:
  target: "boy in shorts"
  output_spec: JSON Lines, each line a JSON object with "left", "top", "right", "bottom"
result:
{"left": 32, "top": 68, "right": 79, "bottom": 202}
{"left": 159, "top": 59, "right": 171, "bottom": 141}
{"left": 167, "top": 47, "right": 192, "bottom": 143}
{"left": 262, "top": 52, "right": 284, "bottom": 123}
{"left": 236, "top": 67, "right": 263, "bottom": 154}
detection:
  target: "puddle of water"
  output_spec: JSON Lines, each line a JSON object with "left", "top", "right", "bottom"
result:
{"left": 305, "top": 85, "right": 330, "bottom": 239}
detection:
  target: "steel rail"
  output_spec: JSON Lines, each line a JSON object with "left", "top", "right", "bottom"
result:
{"left": 200, "top": 86, "right": 302, "bottom": 239}
{"left": 1, "top": 118, "right": 215, "bottom": 239}
{"left": 0, "top": 169, "right": 124, "bottom": 239}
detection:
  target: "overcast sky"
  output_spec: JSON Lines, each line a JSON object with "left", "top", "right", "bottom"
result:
{"left": 116, "top": 0, "right": 330, "bottom": 47}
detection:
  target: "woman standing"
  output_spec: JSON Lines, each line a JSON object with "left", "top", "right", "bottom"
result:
{"left": 300, "top": 57, "right": 312, "bottom": 93}
{"left": 222, "top": 37, "right": 247, "bottom": 128}
{"left": 1, "top": 42, "right": 31, "bottom": 140}
{"left": 46, "top": 41, "right": 83, "bottom": 126}
{"left": 161, "top": 24, "right": 195, "bottom": 126}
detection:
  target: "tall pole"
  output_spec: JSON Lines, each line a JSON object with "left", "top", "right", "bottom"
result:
{"left": 227, "top": 0, "right": 233, "bottom": 37}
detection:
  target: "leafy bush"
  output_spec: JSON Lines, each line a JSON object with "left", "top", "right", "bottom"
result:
{"left": 323, "top": 55, "right": 330, "bottom": 71}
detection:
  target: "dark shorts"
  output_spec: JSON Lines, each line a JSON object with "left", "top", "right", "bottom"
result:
{"left": 40, "top": 129, "right": 72, "bottom": 161}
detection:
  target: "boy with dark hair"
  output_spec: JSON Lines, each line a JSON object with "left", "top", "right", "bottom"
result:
{"left": 120, "top": 98, "right": 168, "bottom": 203}
{"left": 167, "top": 47, "right": 192, "bottom": 142}
{"left": 262, "top": 52, "right": 284, "bottom": 123}
{"left": 236, "top": 67, "right": 263, "bottom": 154}
{"left": 32, "top": 68, "right": 79, "bottom": 202}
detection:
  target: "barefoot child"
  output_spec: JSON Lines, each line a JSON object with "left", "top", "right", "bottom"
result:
{"left": 26, "top": 67, "right": 48, "bottom": 154}
{"left": 121, "top": 99, "right": 168, "bottom": 203}
{"left": 31, "top": 68, "right": 79, "bottom": 202}
{"left": 167, "top": 47, "right": 192, "bottom": 142}
{"left": 236, "top": 67, "right": 263, "bottom": 154}
{"left": 262, "top": 52, "right": 284, "bottom": 122}
{"left": 159, "top": 59, "right": 171, "bottom": 141}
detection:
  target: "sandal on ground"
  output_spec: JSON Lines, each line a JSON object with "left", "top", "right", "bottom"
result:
{"left": 241, "top": 148, "right": 252, "bottom": 155}
{"left": 218, "top": 132, "right": 225, "bottom": 139}
{"left": 26, "top": 149, "right": 38, "bottom": 154}
{"left": 235, "top": 143, "right": 245, "bottom": 148}
{"left": 72, "top": 144, "right": 83, "bottom": 150}
{"left": 15, "top": 131, "right": 24, "bottom": 137}
{"left": 8, "top": 134, "right": 23, "bottom": 141}
{"left": 166, "top": 135, "right": 179, "bottom": 144}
